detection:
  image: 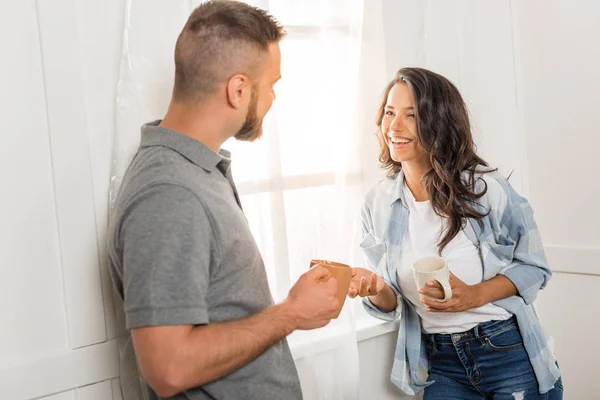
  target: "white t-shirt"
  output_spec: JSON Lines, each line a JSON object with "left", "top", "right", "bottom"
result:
{"left": 396, "top": 183, "right": 512, "bottom": 334}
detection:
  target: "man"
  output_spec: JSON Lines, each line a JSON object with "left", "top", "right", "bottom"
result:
{"left": 107, "top": 1, "right": 339, "bottom": 399}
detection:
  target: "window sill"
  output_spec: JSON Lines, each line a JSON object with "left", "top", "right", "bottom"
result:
{"left": 356, "top": 317, "right": 400, "bottom": 342}
{"left": 289, "top": 317, "right": 399, "bottom": 361}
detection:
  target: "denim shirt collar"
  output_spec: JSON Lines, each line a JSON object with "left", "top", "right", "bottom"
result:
{"left": 390, "top": 170, "right": 408, "bottom": 207}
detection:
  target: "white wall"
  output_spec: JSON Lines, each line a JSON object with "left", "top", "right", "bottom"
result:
{"left": 0, "top": 0, "right": 124, "bottom": 398}
{"left": 357, "top": 330, "right": 422, "bottom": 400}
{"left": 515, "top": 1, "right": 600, "bottom": 398}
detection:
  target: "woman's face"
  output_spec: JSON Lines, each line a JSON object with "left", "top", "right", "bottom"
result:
{"left": 380, "top": 82, "right": 429, "bottom": 165}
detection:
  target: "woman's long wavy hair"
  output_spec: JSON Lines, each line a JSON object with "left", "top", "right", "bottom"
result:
{"left": 376, "top": 67, "right": 494, "bottom": 253}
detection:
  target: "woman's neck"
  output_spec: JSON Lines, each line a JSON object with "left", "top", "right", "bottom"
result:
{"left": 402, "top": 160, "right": 432, "bottom": 202}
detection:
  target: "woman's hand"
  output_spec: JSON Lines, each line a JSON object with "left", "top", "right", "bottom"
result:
{"left": 348, "top": 267, "right": 386, "bottom": 298}
{"left": 419, "top": 272, "right": 483, "bottom": 312}
{"left": 348, "top": 267, "right": 398, "bottom": 313}
{"left": 419, "top": 272, "right": 518, "bottom": 312}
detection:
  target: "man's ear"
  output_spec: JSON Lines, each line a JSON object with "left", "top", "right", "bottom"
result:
{"left": 226, "top": 74, "right": 251, "bottom": 109}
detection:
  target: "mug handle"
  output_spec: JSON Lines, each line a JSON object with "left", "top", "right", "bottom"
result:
{"left": 438, "top": 279, "right": 452, "bottom": 303}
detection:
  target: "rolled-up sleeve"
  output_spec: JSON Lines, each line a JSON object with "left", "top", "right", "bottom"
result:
{"left": 359, "top": 201, "right": 403, "bottom": 321}
{"left": 498, "top": 186, "right": 552, "bottom": 305}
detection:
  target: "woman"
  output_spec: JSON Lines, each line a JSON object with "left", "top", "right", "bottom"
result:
{"left": 349, "top": 67, "right": 562, "bottom": 399}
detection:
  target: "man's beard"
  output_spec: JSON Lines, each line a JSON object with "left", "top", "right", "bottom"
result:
{"left": 234, "top": 87, "right": 263, "bottom": 142}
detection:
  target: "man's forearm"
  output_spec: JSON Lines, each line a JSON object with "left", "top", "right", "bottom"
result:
{"left": 180, "top": 303, "right": 297, "bottom": 389}
{"left": 368, "top": 283, "right": 397, "bottom": 313}
{"left": 137, "top": 302, "right": 298, "bottom": 397}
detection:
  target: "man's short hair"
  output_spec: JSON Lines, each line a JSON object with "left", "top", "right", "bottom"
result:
{"left": 173, "top": 0, "right": 285, "bottom": 103}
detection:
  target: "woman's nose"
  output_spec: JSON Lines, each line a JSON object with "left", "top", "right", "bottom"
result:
{"left": 390, "top": 116, "right": 404, "bottom": 132}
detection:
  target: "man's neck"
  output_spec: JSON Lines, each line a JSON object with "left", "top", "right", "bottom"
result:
{"left": 159, "top": 100, "right": 232, "bottom": 153}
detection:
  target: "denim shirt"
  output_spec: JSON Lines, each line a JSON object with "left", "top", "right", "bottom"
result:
{"left": 361, "top": 170, "right": 561, "bottom": 395}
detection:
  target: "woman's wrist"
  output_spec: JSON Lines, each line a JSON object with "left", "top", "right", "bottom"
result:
{"left": 470, "top": 283, "right": 487, "bottom": 308}
{"left": 368, "top": 282, "right": 397, "bottom": 312}
{"left": 472, "top": 275, "right": 518, "bottom": 306}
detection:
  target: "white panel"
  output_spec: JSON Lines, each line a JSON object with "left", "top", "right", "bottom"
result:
{"left": 0, "top": 340, "right": 118, "bottom": 400}
{"left": 39, "top": 391, "right": 76, "bottom": 400}
{"left": 75, "top": 380, "right": 112, "bottom": 400}
{"left": 506, "top": 0, "right": 530, "bottom": 197}
{"left": 453, "top": 0, "right": 528, "bottom": 195}
{"left": 515, "top": 0, "right": 600, "bottom": 246}
{"left": 536, "top": 273, "right": 598, "bottom": 400}
{"left": 111, "top": 379, "right": 123, "bottom": 400}
{"left": 357, "top": 333, "right": 421, "bottom": 399}
{"left": 546, "top": 245, "right": 600, "bottom": 276}
{"left": 74, "top": 0, "right": 126, "bottom": 340}
{"left": 36, "top": 0, "right": 107, "bottom": 348}
{"left": 0, "top": 0, "right": 69, "bottom": 367}
{"left": 381, "top": 0, "right": 427, "bottom": 77}
{"left": 422, "top": 0, "right": 461, "bottom": 84}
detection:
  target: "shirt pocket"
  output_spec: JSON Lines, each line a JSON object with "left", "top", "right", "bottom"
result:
{"left": 360, "top": 233, "right": 387, "bottom": 273}
{"left": 484, "top": 241, "right": 516, "bottom": 268}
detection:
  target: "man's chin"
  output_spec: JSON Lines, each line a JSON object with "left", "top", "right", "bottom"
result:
{"left": 235, "top": 129, "right": 263, "bottom": 142}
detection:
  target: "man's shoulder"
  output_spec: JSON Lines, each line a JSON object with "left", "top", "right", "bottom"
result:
{"left": 132, "top": 146, "right": 203, "bottom": 183}
{"left": 111, "top": 148, "right": 208, "bottom": 226}
{"left": 119, "top": 147, "right": 208, "bottom": 202}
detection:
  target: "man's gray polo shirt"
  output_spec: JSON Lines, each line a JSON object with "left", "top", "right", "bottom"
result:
{"left": 107, "top": 120, "right": 302, "bottom": 400}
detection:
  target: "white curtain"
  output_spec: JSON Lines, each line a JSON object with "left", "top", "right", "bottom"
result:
{"left": 110, "top": 0, "right": 366, "bottom": 399}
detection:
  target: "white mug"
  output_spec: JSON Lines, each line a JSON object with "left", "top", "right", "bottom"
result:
{"left": 413, "top": 256, "right": 452, "bottom": 303}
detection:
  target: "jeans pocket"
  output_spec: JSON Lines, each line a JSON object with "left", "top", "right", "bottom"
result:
{"left": 484, "top": 324, "right": 524, "bottom": 351}
{"left": 426, "top": 342, "right": 436, "bottom": 358}
{"left": 556, "top": 377, "right": 564, "bottom": 390}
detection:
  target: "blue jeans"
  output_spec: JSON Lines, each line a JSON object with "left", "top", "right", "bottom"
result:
{"left": 424, "top": 316, "right": 563, "bottom": 399}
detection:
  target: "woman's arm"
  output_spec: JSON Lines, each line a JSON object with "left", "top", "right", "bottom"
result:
{"left": 495, "top": 178, "right": 552, "bottom": 304}
{"left": 421, "top": 175, "right": 551, "bottom": 311}
{"left": 358, "top": 197, "right": 403, "bottom": 320}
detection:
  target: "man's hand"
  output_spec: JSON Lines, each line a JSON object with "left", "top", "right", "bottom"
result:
{"left": 285, "top": 265, "right": 339, "bottom": 330}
